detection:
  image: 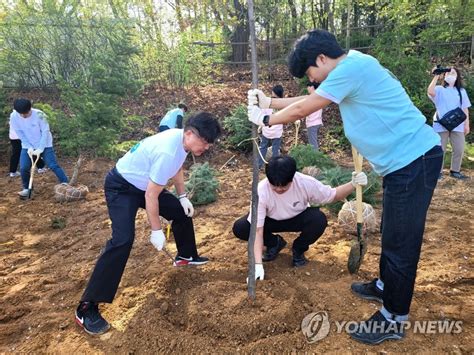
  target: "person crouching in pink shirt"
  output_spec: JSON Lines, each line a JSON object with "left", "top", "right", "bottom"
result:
{"left": 232, "top": 155, "right": 367, "bottom": 280}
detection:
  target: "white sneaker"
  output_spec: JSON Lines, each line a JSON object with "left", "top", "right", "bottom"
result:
{"left": 37, "top": 168, "right": 49, "bottom": 174}
{"left": 18, "top": 189, "right": 29, "bottom": 197}
{"left": 9, "top": 172, "right": 21, "bottom": 177}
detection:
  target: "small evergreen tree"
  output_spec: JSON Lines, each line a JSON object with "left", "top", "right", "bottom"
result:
{"left": 223, "top": 104, "right": 253, "bottom": 152}
{"left": 185, "top": 163, "right": 219, "bottom": 205}
{"left": 289, "top": 144, "right": 336, "bottom": 171}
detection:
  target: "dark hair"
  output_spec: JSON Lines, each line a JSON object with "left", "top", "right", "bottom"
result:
{"left": 443, "top": 67, "right": 464, "bottom": 90}
{"left": 178, "top": 103, "right": 188, "bottom": 112}
{"left": 13, "top": 98, "right": 32, "bottom": 114}
{"left": 184, "top": 112, "right": 221, "bottom": 143}
{"left": 272, "top": 85, "right": 284, "bottom": 98}
{"left": 265, "top": 156, "right": 297, "bottom": 186}
{"left": 288, "top": 29, "right": 345, "bottom": 78}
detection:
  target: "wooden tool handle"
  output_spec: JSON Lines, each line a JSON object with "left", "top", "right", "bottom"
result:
{"left": 351, "top": 146, "right": 363, "bottom": 224}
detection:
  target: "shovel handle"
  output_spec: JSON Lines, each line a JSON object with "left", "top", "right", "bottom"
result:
{"left": 351, "top": 146, "right": 363, "bottom": 224}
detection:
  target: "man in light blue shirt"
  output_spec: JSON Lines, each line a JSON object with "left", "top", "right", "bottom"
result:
{"left": 158, "top": 103, "right": 188, "bottom": 132}
{"left": 248, "top": 29, "right": 443, "bottom": 345}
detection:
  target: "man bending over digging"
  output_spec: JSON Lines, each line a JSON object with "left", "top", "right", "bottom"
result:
{"left": 76, "top": 112, "right": 221, "bottom": 335}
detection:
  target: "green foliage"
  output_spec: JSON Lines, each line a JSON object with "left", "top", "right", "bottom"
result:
{"left": 318, "top": 167, "right": 382, "bottom": 214}
{"left": 289, "top": 144, "right": 336, "bottom": 171}
{"left": 323, "top": 125, "right": 351, "bottom": 152}
{"left": 111, "top": 140, "right": 139, "bottom": 161}
{"left": 185, "top": 163, "right": 219, "bottom": 206}
{"left": 223, "top": 104, "right": 253, "bottom": 152}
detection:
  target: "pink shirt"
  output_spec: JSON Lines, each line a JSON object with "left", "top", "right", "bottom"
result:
{"left": 248, "top": 172, "right": 336, "bottom": 227}
{"left": 306, "top": 109, "right": 323, "bottom": 127}
{"left": 261, "top": 108, "right": 283, "bottom": 139}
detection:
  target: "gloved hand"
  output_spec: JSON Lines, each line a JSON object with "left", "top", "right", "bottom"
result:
{"left": 150, "top": 229, "right": 166, "bottom": 251}
{"left": 179, "top": 196, "right": 194, "bottom": 217}
{"left": 295, "top": 119, "right": 301, "bottom": 130}
{"left": 248, "top": 89, "right": 271, "bottom": 109}
{"left": 351, "top": 171, "right": 368, "bottom": 187}
{"left": 248, "top": 105, "right": 265, "bottom": 126}
{"left": 33, "top": 148, "right": 43, "bottom": 156}
{"left": 246, "top": 263, "right": 265, "bottom": 283}
{"left": 27, "top": 148, "right": 34, "bottom": 157}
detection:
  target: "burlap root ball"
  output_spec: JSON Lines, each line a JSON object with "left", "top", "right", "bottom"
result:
{"left": 338, "top": 200, "right": 377, "bottom": 235}
{"left": 54, "top": 183, "right": 89, "bottom": 202}
{"left": 302, "top": 166, "right": 321, "bottom": 179}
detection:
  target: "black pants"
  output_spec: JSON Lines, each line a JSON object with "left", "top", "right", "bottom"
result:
{"left": 158, "top": 125, "right": 170, "bottom": 132}
{"left": 10, "top": 139, "right": 45, "bottom": 172}
{"left": 81, "top": 168, "right": 199, "bottom": 303}
{"left": 232, "top": 207, "right": 328, "bottom": 253}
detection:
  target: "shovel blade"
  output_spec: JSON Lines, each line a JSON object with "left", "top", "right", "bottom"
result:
{"left": 347, "top": 241, "right": 362, "bottom": 274}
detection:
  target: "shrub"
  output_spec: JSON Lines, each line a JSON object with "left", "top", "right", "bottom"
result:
{"left": 223, "top": 104, "right": 253, "bottom": 152}
{"left": 185, "top": 163, "right": 219, "bottom": 206}
{"left": 289, "top": 144, "right": 336, "bottom": 171}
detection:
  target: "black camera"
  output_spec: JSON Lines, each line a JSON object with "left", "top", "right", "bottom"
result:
{"left": 432, "top": 65, "right": 451, "bottom": 75}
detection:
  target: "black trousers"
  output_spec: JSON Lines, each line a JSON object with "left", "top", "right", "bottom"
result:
{"left": 232, "top": 207, "right": 328, "bottom": 254}
{"left": 81, "top": 168, "right": 199, "bottom": 303}
{"left": 10, "top": 139, "right": 45, "bottom": 172}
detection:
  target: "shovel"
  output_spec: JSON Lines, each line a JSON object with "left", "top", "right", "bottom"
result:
{"left": 347, "top": 146, "right": 368, "bottom": 274}
{"left": 20, "top": 152, "right": 41, "bottom": 200}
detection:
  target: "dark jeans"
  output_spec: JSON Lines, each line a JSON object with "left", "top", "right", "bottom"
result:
{"left": 158, "top": 125, "right": 170, "bottom": 132}
{"left": 10, "top": 139, "right": 45, "bottom": 172}
{"left": 232, "top": 207, "right": 327, "bottom": 253}
{"left": 81, "top": 168, "right": 199, "bottom": 303}
{"left": 19, "top": 147, "right": 67, "bottom": 188}
{"left": 258, "top": 136, "right": 282, "bottom": 168}
{"left": 380, "top": 145, "right": 443, "bottom": 315}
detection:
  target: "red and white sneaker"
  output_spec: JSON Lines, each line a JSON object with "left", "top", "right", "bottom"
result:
{"left": 173, "top": 255, "right": 209, "bottom": 267}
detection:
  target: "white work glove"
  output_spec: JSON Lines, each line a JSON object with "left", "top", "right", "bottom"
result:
{"left": 150, "top": 229, "right": 166, "bottom": 251}
{"left": 246, "top": 263, "right": 265, "bottom": 283}
{"left": 27, "top": 148, "right": 34, "bottom": 156}
{"left": 33, "top": 148, "right": 43, "bottom": 156}
{"left": 351, "top": 171, "right": 368, "bottom": 187}
{"left": 248, "top": 105, "right": 266, "bottom": 126}
{"left": 247, "top": 89, "right": 271, "bottom": 109}
{"left": 179, "top": 196, "right": 194, "bottom": 217}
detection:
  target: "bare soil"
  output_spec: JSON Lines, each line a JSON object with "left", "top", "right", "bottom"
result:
{"left": 0, "top": 151, "right": 472, "bottom": 353}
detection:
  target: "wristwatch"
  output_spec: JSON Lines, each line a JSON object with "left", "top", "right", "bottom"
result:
{"left": 263, "top": 115, "right": 271, "bottom": 127}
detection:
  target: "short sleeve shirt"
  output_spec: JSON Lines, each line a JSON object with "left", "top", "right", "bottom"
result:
{"left": 116, "top": 129, "right": 188, "bottom": 191}
{"left": 429, "top": 86, "right": 471, "bottom": 133}
{"left": 316, "top": 50, "right": 440, "bottom": 176}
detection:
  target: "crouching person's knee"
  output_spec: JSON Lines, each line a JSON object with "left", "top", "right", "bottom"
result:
{"left": 232, "top": 215, "right": 251, "bottom": 241}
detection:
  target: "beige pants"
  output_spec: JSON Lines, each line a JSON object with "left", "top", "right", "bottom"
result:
{"left": 438, "top": 131, "right": 465, "bottom": 172}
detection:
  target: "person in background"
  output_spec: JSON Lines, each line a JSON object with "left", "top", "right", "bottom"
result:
{"left": 8, "top": 115, "right": 46, "bottom": 177}
{"left": 158, "top": 103, "right": 188, "bottom": 132}
{"left": 258, "top": 85, "right": 284, "bottom": 168}
{"left": 10, "top": 99, "right": 68, "bottom": 197}
{"left": 428, "top": 67, "right": 471, "bottom": 180}
{"left": 305, "top": 84, "right": 323, "bottom": 150}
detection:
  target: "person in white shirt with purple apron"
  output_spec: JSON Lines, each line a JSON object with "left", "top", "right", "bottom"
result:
{"left": 428, "top": 67, "right": 471, "bottom": 180}
{"left": 258, "top": 85, "right": 284, "bottom": 168}
{"left": 75, "top": 112, "right": 221, "bottom": 335}
{"left": 233, "top": 155, "right": 367, "bottom": 268}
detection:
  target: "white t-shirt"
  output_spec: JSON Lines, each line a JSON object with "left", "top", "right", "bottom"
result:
{"left": 9, "top": 109, "right": 53, "bottom": 149}
{"left": 116, "top": 129, "right": 188, "bottom": 191}
{"left": 9, "top": 116, "right": 19, "bottom": 140}
{"left": 261, "top": 108, "right": 283, "bottom": 139}
{"left": 248, "top": 172, "right": 336, "bottom": 227}
{"left": 429, "top": 86, "right": 471, "bottom": 133}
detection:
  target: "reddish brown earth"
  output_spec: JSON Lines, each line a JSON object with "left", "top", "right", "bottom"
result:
{"left": 0, "top": 150, "right": 472, "bottom": 353}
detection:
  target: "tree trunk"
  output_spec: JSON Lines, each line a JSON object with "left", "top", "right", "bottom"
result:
{"left": 230, "top": 0, "right": 249, "bottom": 63}
{"left": 288, "top": 0, "right": 298, "bottom": 35}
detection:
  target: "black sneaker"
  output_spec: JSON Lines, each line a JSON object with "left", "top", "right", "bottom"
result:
{"left": 350, "top": 311, "right": 405, "bottom": 345}
{"left": 450, "top": 171, "right": 469, "bottom": 180}
{"left": 292, "top": 248, "right": 308, "bottom": 267}
{"left": 351, "top": 279, "right": 383, "bottom": 303}
{"left": 75, "top": 302, "right": 110, "bottom": 335}
{"left": 262, "top": 235, "right": 287, "bottom": 262}
{"left": 174, "top": 255, "right": 209, "bottom": 267}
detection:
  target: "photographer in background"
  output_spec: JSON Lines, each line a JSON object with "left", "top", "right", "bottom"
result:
{"left": 428, "top": 66, "right": 471, "bottom": 180}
